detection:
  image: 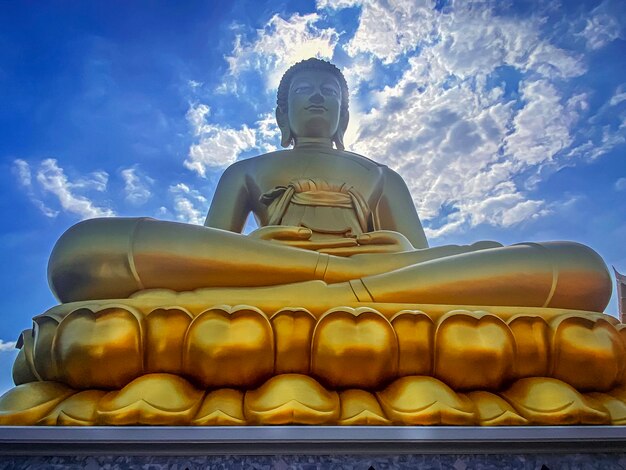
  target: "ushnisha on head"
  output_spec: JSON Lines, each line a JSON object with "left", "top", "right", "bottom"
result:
{"left": 276, "top": 58, "right": 350, "bottom": 150}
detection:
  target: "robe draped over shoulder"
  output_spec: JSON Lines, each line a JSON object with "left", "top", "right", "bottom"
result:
{"left": 260, "top": 178, "right": 372, "bottom": 237}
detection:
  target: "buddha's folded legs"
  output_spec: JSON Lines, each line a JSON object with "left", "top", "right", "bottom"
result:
{"left": 48, "top": 218, "right": 336, "bottom": 303}
{"left": 352, "top": 242, "right": 612, "bottom": 312}
{"left": 49, "top": 218, "right": 612, "bottom": 312}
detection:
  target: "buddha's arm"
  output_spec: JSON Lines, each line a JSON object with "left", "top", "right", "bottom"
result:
{"left": 204, "top": 162, "right": 250, "bottom": 232}
{"left": 375, "top": 168, "right": 429, "bottom": 249}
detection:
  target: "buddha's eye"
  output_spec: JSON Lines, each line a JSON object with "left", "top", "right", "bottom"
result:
{"left": 322, "top": 86, "right": 339, "bottom": 97}
{"left": 293, "top": 84, "right": 313, "bottom": 94}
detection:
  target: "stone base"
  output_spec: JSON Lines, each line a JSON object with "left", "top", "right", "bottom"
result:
{"left": 1, "top": 426, "right": 625, "bottom": 453}
{"left": 1, "top": 427, "right": 626, "bottom": 469}
{"left": 2, "top": 452, "right": 626, "bottom": 469}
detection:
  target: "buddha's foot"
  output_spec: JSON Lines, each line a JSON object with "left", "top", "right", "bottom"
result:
{"left": 324, "top": 241, "right": 505, "bottom": 283}
{"left": 2, "top": 373, "right": 625, "bottom": 426}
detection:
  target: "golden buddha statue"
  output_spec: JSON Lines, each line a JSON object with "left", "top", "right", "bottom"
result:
{"left": 48, "top": 59, "right": 610, "bottom": 312}
{"left": 2, "top": 59, "right": 625, "bottom": 427}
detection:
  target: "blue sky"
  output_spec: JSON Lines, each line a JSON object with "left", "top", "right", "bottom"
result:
{"left": 1, "top": 0, "right": 625, "bottom": 394}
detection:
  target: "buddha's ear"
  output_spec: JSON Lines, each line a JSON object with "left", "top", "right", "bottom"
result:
{"left": 276, "top": 107, "right": 293, "bottom": 148}
{"left": 333, "top": 109, "right": 350, "bottom": 150}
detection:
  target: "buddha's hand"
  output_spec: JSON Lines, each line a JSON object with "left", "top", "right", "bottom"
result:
{"left": 247, "top": 225, "right": 358, "bottom": 250}
{"left": 319, "top": 230, "right": 414, "bottom": 256}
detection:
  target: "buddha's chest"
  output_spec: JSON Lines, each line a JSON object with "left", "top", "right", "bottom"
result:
{"left": 248, "top": 155, "right": 384, "bottom": 218}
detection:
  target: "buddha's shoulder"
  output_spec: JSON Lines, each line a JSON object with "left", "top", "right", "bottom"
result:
{"left": 338, "top": 149, "right": 388, "bottom": 169}
{"left": 225, "top": 150, "right": 291, "bottom": 171}
{"left": 238, "top": 149, "right": 386, "bottom": 166}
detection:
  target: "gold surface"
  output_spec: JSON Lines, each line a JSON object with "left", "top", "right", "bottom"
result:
{"left": 550, "top": 315, "right": 625, "bottom": 391}
{"left": 145, "top": 307, "right": 192, "bottom": 374}
{"left": 466, "top": 391, "right": 528, "bottom": 426}
{"left": 271, "top": 308, "right": 316, "bottom": 375}
{"left": 433, "top": 311, "right": 514, "bottom": 390}
{"left": 508, "top": 315, "right": 550, "bottom": 378}
{"left": 97, "top": 374, "right": 203, "bottom": 425}
{"left": 10, "top": 304, "right": 626, "bottom": 394}
{"left": 55, "top": 306, "right": 144, "bottom": 389}
{"left": 338, "top": 389, "right": 391, "bottom": 425}
{"left": 3, "top": 58, "right": 621, "bottom": 426}
{"left": 311, "top": 307, "right": 398, "bottom": 388}
{"left": 183, "top": 306, "right": 274, "bottom": 388}
{"left": 1, "top": 374, "right": 626, "bottom": 426}
{"left": 391, "top": 310, "right": 434, "bottom": 376}
{"left": 0, "top": 381, "right": 75, "bottom": 425}
{"left": 501, "top": 377, "right": 610, "bottom": 425}
{"left": 12, "top": 329, "right": 39, "bottom": 385}
{"left": 376, "top": 376, "right": 476, "bottom": 425}
{"left": 39, "top": 390, "right": 106, "bottom": 426}
{"left": 588, "top": 392, "right": 626, "bottom": 425}
{"left": 243, "top": 374, "right": 340, "bottom": 425}
{"left": 33, "top": 316, "right": 59, "bottom": 381}
{"left": 192, "top": 389, "right": 246, "bottom": 426}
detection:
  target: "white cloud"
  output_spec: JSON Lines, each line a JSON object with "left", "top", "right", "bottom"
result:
{"left": 316, "top": 0, "right": 360, "bottom": 9}
{"left": 13, "top": 159, "right": 114, "bottom": 219}
{"left": 616, "top": 178, "right": 626, "bottom": 191}
{"left": 345, "top": 0, "right": 438, "bottom": 65}
{"left": 186, "top": 124, "right": 256, "bottom": 175}
{"left": 207, "top": 0, "right": 624, "bottom": 239}
{"left": 169, "top": 183, "right": 208, "bottom": 225}
{"left": 72, "top": 170, "right": 109, "bottom": 192}
{"left": 336, "top": 1, "right": 585, "bottom": 87}
{"left": 186, "top": 103, "right": 212, "bottom": 136}
{"left": 121, "top": 167, "right": 153, "bottom": 205}
{"left": 226, "top": 13, "right": 339, "bottom": 88}
{"left": 581, "top": 11, "right": 622, "bottom": 50}
{"left": 609, "top": 87, "right": 626, "bottom": 107}
{"left": 13, "top": 159, "right": 59, "bottom": 217}
{"left": 0, "top": 340, "right": 16, "bottom": 352}
{"left": 350, "top": 62, "right": 525, "bottom": 234}
{"left": 35, "top": 159, "right": 114, "bottom": 219}
{"left": 185, "top": 104, "right": 280, "bottom": 176}
{"left": 315, "top": 0, "right": 611, "bottom": 237}
{"left": 504, "top": 80, "right": 578, "bottom": 165}
{"left": 13, "top": 159, "right": 31, "bottom": 186}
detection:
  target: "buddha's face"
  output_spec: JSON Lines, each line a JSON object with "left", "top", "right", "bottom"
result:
{"left": 287, "top": 69, "right": 342, "bottom": 141}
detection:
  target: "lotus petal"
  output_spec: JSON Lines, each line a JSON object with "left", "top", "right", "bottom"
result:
{"left": 467, "top": 391, "right": 528, "bottom": 426}
{"left": 391, "top": 310, "right": 433, "bottom": 376}
{"left": 192, "top": 388, "right": 246, "bottom": 426}
{"left": 184, "top": 306, "right": 273, "bottom": 387}
{"left": 38, "top": 390, "right": 106, "bottom": 426}
{"left": 97, "top": 373, "right": 203, "bottom": 425}
{"left": 271, "top": 308, "right": 315, "bottom": 375}
{"left": 551, "top": 316, "right": 625, "bottom": 391}
{"left": 55, "top": 306, "right": 144, "bottom": 389}
{"left": 587, "top": 391, "right": 626, "bottom": 425}
{"left": 502, "top": 377, "right": 610, "bottom": 424}
{"left": 338, "top": 389, "right": 390, "bottom": 425}
{"left": 434, "top": 311, "right": 514, "bottom": 390}
{"left": 376, "top": 376, "right": 476, "bottom": 425}
{"left": 145, "top": 307, "right": 192, "bottom": 374}
{"left": 312, "top": 307, "right": 397, "bottom": 388}
{"left": 508, "top": 315, "right": 549, "bottom": 378}
{"left": 244, "top": 374, "right": 339, "bottom": 425}
{"left": 0, "top": 381, "right": 75, "bottom": 425}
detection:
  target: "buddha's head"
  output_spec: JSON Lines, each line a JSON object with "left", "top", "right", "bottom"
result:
{"left": 276, "top": 58, "right": 349, "bottom": 150}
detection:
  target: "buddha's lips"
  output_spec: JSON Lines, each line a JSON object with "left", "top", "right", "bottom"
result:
{"left": 306, "top": 105, "right": 327, "bottom": 111}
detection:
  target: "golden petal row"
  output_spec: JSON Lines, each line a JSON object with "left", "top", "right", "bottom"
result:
{"left": 1, "top": 373, "right": 625, "bottom": 426}
{"left": 14, "top": 305, "right": 626, "bottom": 392}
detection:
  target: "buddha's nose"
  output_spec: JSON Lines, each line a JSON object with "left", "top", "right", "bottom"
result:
{"left": 309, "top": 93, "right": 324, "bottom": 104}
